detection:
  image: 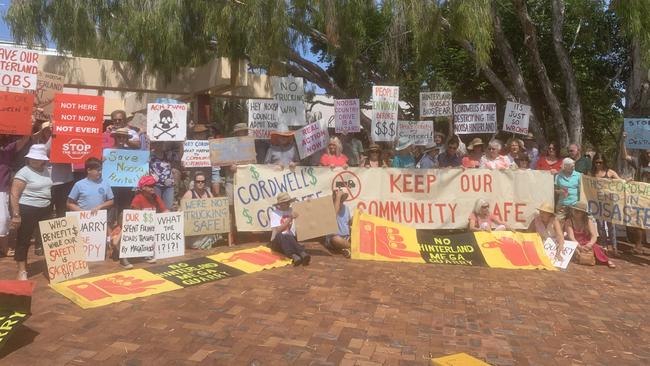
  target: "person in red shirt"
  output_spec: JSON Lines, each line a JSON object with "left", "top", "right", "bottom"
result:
{"left": 320, "top": 137, "right": 349, "bottom": 168}
{"left": 536, "top": 142, "right": 563, "bottom": 174}
{"left": 130, "top": 175, "right": 169, "bottom": 213}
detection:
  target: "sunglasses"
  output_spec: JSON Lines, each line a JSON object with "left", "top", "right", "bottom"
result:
{"left": 195, "top": 180, "right": 206, "bottom": 184}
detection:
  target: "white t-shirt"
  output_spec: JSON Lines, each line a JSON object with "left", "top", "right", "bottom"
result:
{"left": 14, "top": 166, "right": 53, "bottom": 207}
{"left": 270, "top": 207, "right": 296, "bottom": 239}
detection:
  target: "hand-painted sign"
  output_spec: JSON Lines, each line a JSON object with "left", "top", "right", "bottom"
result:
{"left": 272, "top": 76, "right": 305, "bottom": 126}
{"left": 65, "top": 210, "right": 108, "bottom": 262}
{"left": 397, "top": 120, "right": 434, "bottom": 146}
{"left": 154, "top": 212, "right": 185, "bottom": 260}
{"left": 119, "top": 210, "right": 155, "bottom": 258}
{"left": 103, "top": 149, "right": 150, "bottom": 187}
{"left": 623, "top": 118, "right": 650, "bottom": 149}
{"left": 542, "top": 238, "right": 578, "bottom": 270}
{"left": 371, "top": 86, "right": 399, "bottom": 142}
{"left": 0, "top": 46, "right": 39, "bottom": 90}
{"left": 581, "top": 175, "right": 650, "bottom": 229}
{"left": 294, "top": 120, "right": 330, "bottom": 159}
{"left": 182, "top": 197, "right": 230, "bottom": 236}
{"left": 453, "top": 103, "right": 497, "bottom": 134}
{"left": 147, "top": 103, "right": 188, "bottom": 141}
{"left": 420, "top": 92, "right": 452, "bottom": 118}
{"left": 38, "top": 216, "right": 89, "bottom": 284}
{"left": 503, "top": 101, "right": 531, "bottom": 135}
{"left": 248, "top": 99, "right": 279, "bottom": 139}
{"left": 209, "top": 136, "right": 256, "bottom": 166}
{"left": 0, "top": 91, "right": 34, "bottom": 135}
{"left": 147, "top": 257, "right": 245, "bottom": 287}
{"left": 334, "top": 99, "right": 361, "bottom": 134}
{"left": 182, "top": 140, "right": 211, "bottom": 168}
{"left": 30, "top": 71, "right": 64, "bottom": 117}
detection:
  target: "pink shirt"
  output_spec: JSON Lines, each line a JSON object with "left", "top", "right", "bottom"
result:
{"left": 320, "top": 153, "right": 348, "bottom": 167}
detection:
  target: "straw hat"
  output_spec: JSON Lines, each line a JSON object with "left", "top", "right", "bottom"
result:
{"left": 25, "top": 144, "right": 49, "bottom": 161}
{"left": 111, "top": 127, "right": 131, "bottom": 137}
{"left": 395, "top": 137, "right": 413, "bottom": 151}
{"left": 365, "top": 143, "right": 381, "bottom": 153}
{"left": 232, "top": 123, "right": 249, "bottom": 133}
{"left": 524, "top": 132, "right": 535, "bottom": 140}
{"left": 570, "top": 202, "right": 590, "bottom": 214}
{"left": 270, "top": 125, "right": 294, "bottom": 145}
{"left": 275, "top": 192, "right": 295, "bottom": 205}
{"left": 423, "top": 141, "right": 440, "bottom": 153}
{"left": 468, "top": 138, "right": 484, "bottom": 151}
{"left": 191, "top": 124, "right": 209, "bottom": 133}
{"left": 536, "top": 202, "right": 555, "bottom": 215}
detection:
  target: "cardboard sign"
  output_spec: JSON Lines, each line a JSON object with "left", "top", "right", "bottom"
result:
{"left": 543, "top": 238, "right": 578, "bottom": 270}
{"left": 0, "top": 46, "right": 39, "bottom": 90}
{"left": 371, "top": 86, "right": 399, "bottom": 142}
{"left": 182, "top": 140, "right": 211, "bottom": 168}
{"left": 103, "top": 149, "right": 150, "bottom": 187}
{"left": 272, "top": 76, "right": 306, "bottom": 126}
{"left": 334, "top": 99, "right": 361, "bottom": 133}
{"left": 147, "top": 103, "right": 188, "bottom": 141}
{"left": 38, "top": 216, "right": 89, "bottom": 284}
{"left": 453, "top": 103, "right": 497, "bottom": 134}
{"left": 119, "top": 210, "right": 155, "bottom": 258}
{"left": 182, "top": 197, "right": 230, "bottom": 236}
{"left": 154, "top": 212, "right": 185, "bottom": 259}
{"left": 581, "top": 176, "right": 650, "bottom": 229}
{"left": 351, "top": 212, "right": 556, "bottom": 270}
{"left": 420, "top": 92, "right": 452, "bottom": 118}
{"left": 65, "top": 210, "right": 108, "bottom": 262}
{"left": 248, "top": 99, "right": 279, "bottom": 139}
{"left": 624, "top": 118, "right": 650, "bottom": 149}
{"left": 31, "top": 71, "right": 64, "bottom": 117}
{"left": 235, "top": 165, "right": 554, "bottom": 232}
{"left": 293, "top": 195, "right": 339, "bottom": 241}
{"left": 50, "top": 94, "right": 104, "bottom": 163}
{"left": 503, "top": 101, "right": 531, "bottom": 135}
{"left": 147, "top": 257, "right": 246, "bottom": 288}
{"left": 397, "top": 120, "right": 434, "bottom": 146}
{"left": 294, "top": 120, "right": 330, "bottom": 159}
{"left": 0, "top": 91, "right": 34, "bottom": 135}
{"left": 209, "top": 136, "right": 256, "bottom": 166}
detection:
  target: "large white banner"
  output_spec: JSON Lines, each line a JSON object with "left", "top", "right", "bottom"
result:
{"left": 272, "top": 76, "right": 306, "bottom": 126}
{"left": 371, "top": 86, "right": 399, "bottom": 142}
{"left": 453, "top": 103, "right": 497, "bottom": 134}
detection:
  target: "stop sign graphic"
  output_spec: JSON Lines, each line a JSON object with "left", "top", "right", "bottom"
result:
{"left": 62, "top": 138, "right": 92, "bottom": 160}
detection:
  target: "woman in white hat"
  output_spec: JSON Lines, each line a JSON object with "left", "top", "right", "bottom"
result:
{"left": 462, "top": 138, "right": 484, "bottom": 168}
{"left": 528, "top": 202, "right": 565, "bottom": 262}
{"left": 9, "top": 144, "right": 53, "bottom": 280}
{"left": 391, "top": 137, "right": 415, "bottom": 168}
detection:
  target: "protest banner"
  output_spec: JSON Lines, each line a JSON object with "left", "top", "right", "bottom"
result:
{"left": 543, "top": 238, "right": 578, "bottom": 270}
{"left": 0, "top": 45, "right": 39, "bottom": 90}
{"left": 181, "top": 140, "right": 211, "bottom": 168}
{"left": 30, "top": 71, "right": 64, "bottom": 117}
{"left": 351, "top": 212, "right": 556, "bottom": 270}
{"left": 147, "top": 257, "right": 246, "bottom": 288}
{"left": 207, "top": 246, "right": 291, "bottom": 273}
{"left": 334, "top": 99, "right": 361, "bottom": 133}
{"left": 432, "top": 353, "right": 491, "bottom": 366}
{"left": 623, "top": 118, "right": 650, "bottom": 149}
{"left": 235, "top": 165, "right": 554, "bottom": 232}
{"left": 272, "top": 76, "right": 306, "bottom": 126}
{"left": 453, "top": 103, "right": 497, "bottom": 134}
{"left": 581, "top": 176, "right": 650, "bottom": 229}
{"left": 154, "top": 212, "right": 185, "bottom": 260}
{"left": 182, "top": 197, "right": 230, "bottom": 236}
{"left": 209, "top": 136, "right": 256, "bottom": 166}
{"left": 0, "top": 281, "right": 35, "bottom": 351}
{"left": 248, "top": 99, "right": 279, "bottom": 139}
{"left": 397, "top": 120, "right": 434, "bottom": 146}
{"left": 420, "top": 92, "right": 452, "bottom": 118}
{"left": 38, "top": 216, "right": 89, "bottom": 284}
{"left": 103, "top": 149, "right": 150, "bottom": 187}
{"left": 0, "top": 91, "right": 34, "bottom": 135}
{"left": 119, "top": 210, "right": 155, "bottom": 258}
{"left": 147, "top": 103, "right": 188, "bottom": 141}
{"left": 371, "top": 86, "right": 399, "bottom": 142}
{"left": 50, "top": 94, "right": 104, "bottom": 163}
{"left": 293, "top": 195, "right": 339, "bottom": 241}
{"left": 65, "top": 210, "right": 107, "bottom": 262}
{"left": 294, "top": 120, "right": 330, "bottom": 159}
{"left": 0, "top": 310, "right": 29, "bottom": 351}
{"left": 503, "top": 101, "right": 531, "bottom": 135}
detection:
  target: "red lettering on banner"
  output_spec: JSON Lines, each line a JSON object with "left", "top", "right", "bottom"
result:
{"left": 460, "top": 174, "right": 493, "bottom": 193}
{"left": 390, "top": 174, "right": 436, "bottom": 193}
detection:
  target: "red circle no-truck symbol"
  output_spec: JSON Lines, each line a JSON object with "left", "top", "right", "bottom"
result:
{"left": 331, "top": 170, "right": 361, "bottom": 201}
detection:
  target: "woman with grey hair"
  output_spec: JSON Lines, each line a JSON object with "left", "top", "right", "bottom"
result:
{"left": 555, "top": 157, "right": 581, "bottom": 213}
{"left": 319, "top": 136, "right": 348, "bottom": 168}
{"left": 480, "top": 140, "right": 515, "bottom": 169}
{"left": 468, "top": 198, "right": 508, "bottom": 232}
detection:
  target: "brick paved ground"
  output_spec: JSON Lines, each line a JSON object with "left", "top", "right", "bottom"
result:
{"left": 1, "top": 239, "right": 649, "bottom": 366}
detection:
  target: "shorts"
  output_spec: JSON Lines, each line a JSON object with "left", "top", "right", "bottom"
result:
{"left": 0, "top": 192, "right": 8, "bottom": 236}
{"left": 325, "top": 234, "right": 350, "bottom": 249}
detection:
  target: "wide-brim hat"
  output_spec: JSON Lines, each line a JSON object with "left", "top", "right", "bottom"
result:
{"left": 434, "top": 132, "right": 446, "bottom": 139}
{"left": 111, "top": 127, "right": 131, "bottom": 137}
{"left": 270, "top": 125, "right": 294, "bottom": 144}
{"left": 25, "top": 144, "right": 49, "bottom": 161}
{"left": 571, "top": 202, "right": 590, "bottom": 214}
{"left": 233, "top": 123, "right": 249, "bottom": 133}
{"left": 275, "top": 192, "right": 295, "bottom": 205}
{"left": 192, "top": 124, "right": 209, "bottom": 133}
{"left": 524, "top": 132, "right": 535, "bottom": 140}
{"left": 537, "top": 202, "right": 555, "bottom": 215}
{"left": 423, "top": 141, "right": 440, "bottom": 153}
{"left": 365, "top": 143, "right": 381, "bottom": 153}
{"left": 395, "top": 137, "right": 413, "bottom": 151}
{"left": 468, "top": 138, "right": 484, "bottom": 150}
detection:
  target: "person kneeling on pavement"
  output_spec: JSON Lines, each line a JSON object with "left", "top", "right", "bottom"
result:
{"left": 269, "top": 192, "right": 310, "bottom": 266}
{"left": 325, "top": 190, "right": 352, "bottom": 258}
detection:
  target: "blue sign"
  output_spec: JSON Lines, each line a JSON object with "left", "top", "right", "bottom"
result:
{"left": 624, "top": 118, "right": 650, "bottom": 149}
{"left": 103, "top": 149, "right": 150, "bottom": 187}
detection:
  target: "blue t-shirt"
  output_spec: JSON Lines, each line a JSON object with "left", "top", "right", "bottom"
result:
{"left": 68, "top": 177, "right": 114, "bottom": 210}
{"left": 555, "top": 170, "right": 581, "bottom": 206}
{"left": 337, "top": 205, "right": 351, "bottom": 237}
{"left": 391, "top": 154, "right": 415, "bottom": 168}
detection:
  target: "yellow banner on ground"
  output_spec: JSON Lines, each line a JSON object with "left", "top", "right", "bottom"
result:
{"left": 207, "top": 246, "right": 292, "bottom": 273}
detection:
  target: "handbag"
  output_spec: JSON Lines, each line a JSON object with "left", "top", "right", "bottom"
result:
{"left": 575, "top": 246, "right": 595, "bottom": 266}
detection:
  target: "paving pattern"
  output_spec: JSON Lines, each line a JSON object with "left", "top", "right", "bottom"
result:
{"left": 1, "top": 240, "right": 649, "bottom": 366}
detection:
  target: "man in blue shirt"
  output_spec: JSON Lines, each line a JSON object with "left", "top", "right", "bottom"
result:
{"left": 67, "top": 157, "right": 114, "bottom": 213}
{"left": 437, "top": 138, "right": 463, "bottom": 168}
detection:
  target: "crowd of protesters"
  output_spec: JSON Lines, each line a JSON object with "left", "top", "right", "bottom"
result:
{"left": 1, "top": 109, "right": 649, "bottom": 279}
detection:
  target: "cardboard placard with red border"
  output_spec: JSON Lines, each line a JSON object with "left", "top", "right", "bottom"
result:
{"left": 51, "top": 94, "right": 104, "bottom": 163}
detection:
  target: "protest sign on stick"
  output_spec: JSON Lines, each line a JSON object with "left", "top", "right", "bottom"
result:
{"left": 397, "top": 120, "right": 434, "bottom": 146}
{"left": 66, "top": 210, "right": 108, "bottom": 262}
{"left": 293, "top": 195, "right": 339, "bottom": 241}
{"left": 294, "top": 120, "right": 330, "bottom": 159}
{"left": 420, "top": 92, "right": 452, "bottom": 118}
{"left": 30, "top": 71, "right": 64, "bottom": 117}
{"left": 371, "top": 86, "right": 399, "bottom": 142}
{"left": 0, "top": 91, "right": 34, "bottom": 135}
{"left": 103, "top": 149, "right": 150, "bottom": 187}
{"left": 623, "top": 118, "right": 650, "bottom": 149}
{"left": 39, "top": 216, "right": 89, "bottom": 284}
{"left": 503, "top": 101, "right": 531, "bottom": 135}
{"left": 147, "top": 103, "right": 188, "bottom": 141}
{"left": 0, "top": 45, "right": 39, "bottom": 90}
{"left": 272, "top": 76, "right": 306, "bottom": 126}
{"left": 453, "top": 103, "right": 497, "bottom": 134}
{"left": 334, "top": 99, "right": 361, "bottom": 133}
{"left": 154, "top": 212, "right": 185, "bottom": 259}
{"left": 51, "top": 94, "right": 104, "bottom": 163}
{"left": 119, "top": 210, "right": 155, "bottom": 258}
{"left": 182, "top": 197, "right": 230, "bottom": 236}
{"left": 248, "top": 99, "right": 279, "bottom": 139}
{"left": 182, "top": 140, "right": 211, "bottom": 168}
{"left": 209, "top": 136, "right": 256, "bottom": 166}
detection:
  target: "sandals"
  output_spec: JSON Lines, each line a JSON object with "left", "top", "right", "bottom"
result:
{"left": 607, "top": 261, "right": 616, "bottom": 269}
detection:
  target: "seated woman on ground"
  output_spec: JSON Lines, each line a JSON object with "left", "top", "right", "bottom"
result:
{"left": 468, "top": 198, "right": 508, "bottom": 232}
{"left": 269, "top": 192, "right": 311, "bottom": 266}
{"left": 528, "top": 202, "right": 565, "bottom": 262}
{"left": 565, "top": 202, "right": 615, "bottom": 268}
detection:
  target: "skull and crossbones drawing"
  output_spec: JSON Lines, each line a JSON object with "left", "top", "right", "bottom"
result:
{"left": 153, "top": 109, "right": 178, "bottom": 139}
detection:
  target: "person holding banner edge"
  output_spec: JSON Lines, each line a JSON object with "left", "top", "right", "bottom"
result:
{"left": 621, "top": 133, "right": 650, "bottom": 254}
{"left": 589, "top": 153, "right": 621, "bottom": 255}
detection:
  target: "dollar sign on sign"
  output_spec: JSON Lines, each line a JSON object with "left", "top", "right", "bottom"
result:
{"left": 242, "top": 208, "right": 253, "bottom": 225}
{"left": 250, "top": 166, "right": 260, "bottom": 180}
